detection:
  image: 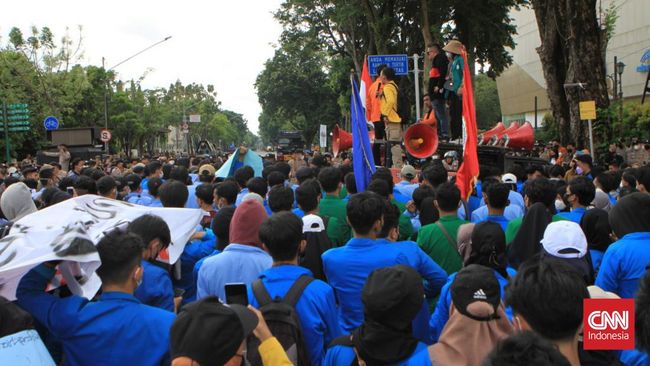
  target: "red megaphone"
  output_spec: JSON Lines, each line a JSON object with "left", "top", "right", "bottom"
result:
{"left": 332, "top": 125, "right": 352, "bottom": 157}
{"left": 504, "top": 121, "right": 534, "bottom": 150}
{"left": 479, "top": 122, "right": 505, "bottom": 145}
{"left": 491, "top": 121, "right": 520, "bottom": 146}
{"left": 404, "top": 123, "right": 438, "bottom": 158}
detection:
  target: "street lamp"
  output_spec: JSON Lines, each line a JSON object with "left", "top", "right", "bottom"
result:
{"left": 102, "top": 36, "right": 172, "bottom": 154}
{"left": 616, "top": 61, "right": 626, "bottom": 130}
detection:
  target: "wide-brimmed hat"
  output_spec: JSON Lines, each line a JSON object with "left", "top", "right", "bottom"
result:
{"left": 443, "top": 40, "right": 464, "bottom": 55}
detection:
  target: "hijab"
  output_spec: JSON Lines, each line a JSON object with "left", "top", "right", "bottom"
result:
{"left": 228, "top": 200, "right": 267, "bottom": 248}
{"left": 466, "top": 221, "right": 508, "bottom": 279}
{"left": 609, "top": 192, "right": 650, "bottom": 239}
{"left": 580, "top": 208, "right": 612, "bottom": 252}
{"left": 507, "top": 203, "right": 552, "bottom": 269}
{"left": 419, "top": 196, "right": 439, "bottom": 227}
{"left": 429, "top": 297, "right": 513, "bottom": 366}
{"left": 0, "top": 182, "right": 37, "bottom": 221}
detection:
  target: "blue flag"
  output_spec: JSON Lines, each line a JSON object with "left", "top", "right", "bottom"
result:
{"left": 350, "top": 78, "right": 375, "bottom": 192}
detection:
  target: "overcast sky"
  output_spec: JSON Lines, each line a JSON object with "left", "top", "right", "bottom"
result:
{"left": 0, "top": 0, "right": 284, "bottom": 134}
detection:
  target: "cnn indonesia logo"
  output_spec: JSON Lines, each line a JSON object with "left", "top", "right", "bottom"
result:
{"left": 583, "top": 299, "right": 635, "bottom": 350}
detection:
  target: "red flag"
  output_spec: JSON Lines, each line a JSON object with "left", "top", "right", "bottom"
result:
{"left": 360, "top": 55, "right": 373, "bottom": 121}
{"left": 455, "top": 48, "right": 479, "bottom": 201}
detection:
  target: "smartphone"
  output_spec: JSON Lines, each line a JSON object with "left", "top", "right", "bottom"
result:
{"left": 225, "top": 283, "right": 248, "bottom": 306}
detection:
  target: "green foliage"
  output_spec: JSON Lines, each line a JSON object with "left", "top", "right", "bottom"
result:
{"left": 474, "top": 74, "right": 502, "bottom": 129}
{"left": 0, "top": 26, "right": 252, "bottom": 158}
{"left": 535, "top": 113, "right": 560, "bottom": 142}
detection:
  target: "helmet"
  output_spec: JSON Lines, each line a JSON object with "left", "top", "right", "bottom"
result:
{"left": 444, "top": 151, "right": 458, "bottom": 159}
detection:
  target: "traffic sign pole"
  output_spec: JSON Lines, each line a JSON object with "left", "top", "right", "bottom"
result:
{"left": 413, "top": 53, "right": 421, "bottom": 120}
{"left": 2, "top": 102, "right": 9, "bottom": 163}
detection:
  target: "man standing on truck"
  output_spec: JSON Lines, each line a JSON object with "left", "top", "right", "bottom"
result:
{"left": 42, "top": 144, "right": 71, "bottom": 172}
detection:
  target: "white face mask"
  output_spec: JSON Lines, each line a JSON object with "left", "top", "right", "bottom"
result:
{"left": 555, "top": 199, "right": 567, "bottom": 212}
{"left": 576, "top": 166, "right": 584, "bottom": 175}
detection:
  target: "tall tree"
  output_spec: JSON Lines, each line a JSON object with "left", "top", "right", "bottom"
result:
{"left": 532, "top": 0, "right": 610, "bottom": 146}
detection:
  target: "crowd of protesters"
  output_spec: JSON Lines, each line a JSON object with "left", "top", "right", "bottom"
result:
{"left": 0, "top": 141, "right": 650, "bottom": 366}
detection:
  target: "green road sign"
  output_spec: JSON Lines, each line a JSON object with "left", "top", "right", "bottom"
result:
{"left": 8, "top": 121, "right": 30, "bottom": 127}
{"left": 7, "top": 103, "right": 28, "bottom": 109}
{"left": 6, "top": 127, "right": 30, "bottom": 132}
{"left": 7, "top": 115, "right": 29, "bottom": 121}
{"left": 6, "top": 109, "right": 29, "bottom": 115}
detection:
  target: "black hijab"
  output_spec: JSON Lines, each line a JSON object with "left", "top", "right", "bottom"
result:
{"left": 609, "top": 192, "right": 650, "bottom": 239}
{"left": 507, "top": 203, "right": 552, "bottom": 269}
{"left": 580, "top": 208, "right": 612, "bottom": 252}
{"left": 419, "top": 197, "right": 439, "bottom": 227}
{"left": 466, "top": 221, "right": 509, "bottom": 279}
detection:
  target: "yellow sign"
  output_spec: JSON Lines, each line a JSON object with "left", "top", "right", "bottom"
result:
{"left": 579, "top": 101, "right": 596, "bottom": 120}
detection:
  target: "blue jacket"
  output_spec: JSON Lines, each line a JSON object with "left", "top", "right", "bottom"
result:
{"left": 429, "top": 267, "right": 516, "bottom": 342}
{"left": 248, "top": 265, "right": 343, "bottom": 366}
{"left": 324, "top": 342, "right": 432, "bottom": 366}
{"left": 235, "top": 188, "right": 250, "bottom": 207}
{"left": 395, "top": 181, "right": 419, "bottom": 199}
{"left": 197, "top": 243, "right": 272, "bottom": 301}
{"left": 292, "top": 207, "right": 305, "bottom": 218}
{"left": 595, "top": 232, "right": 650, "bottom": 298}
{"left": 17, "top": 265, "right": 175, "bottom": 366}
{"left": 125, "top": 192, "right": 153, "bottom": 206}
{"left": 469, "top": 204, "right": 523, "bottom": 223}
{"left": 184, "top": 184, "right": 199, "bottom": 209}
{"left": 193, "top": 249, "right": 221, "bottom": 287}
{"left": 134, "top": 260, "right": 174, "bottom": 312}
{"left": 557, "top": 207, "right": 587, "bottom": 224}
{"left": 322, "top": 238, "right": 447, "bottom": 333}
{"left": 148, "top": 198, "right": 163, "bottom": 208}
{"left": 175, "top": 230, "right": 217, "bottom": 304}
{"left": 481, "top": 215, "right": 510, "bottom": 232}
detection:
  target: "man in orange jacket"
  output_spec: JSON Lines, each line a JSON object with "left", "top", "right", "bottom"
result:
{"left": 367, "top": 64, "right": 386, "bottom": 166}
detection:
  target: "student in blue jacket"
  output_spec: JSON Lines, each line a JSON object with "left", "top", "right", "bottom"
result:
{"left": 557, "top": 177, "right": 595, "bottom": 224}
{"left": 128, "top": 214, "right": 175, "bottom": 312}
{"left": 17, "top": 231, "right": 175, "bottom": 366}
{"left": 323, "top": 265, "right": 434, "bottom": 365}
{"left": 321, "top": 192, "right": 447, "bottom": 333}
{"left": 248, "top": 212, "right": 342, "bottom": 366}
{"left": 429, "top": 221, "right": 516, "bottom": 342}
{"left": 596, "top": 192, "right": 650, "bottom": 299}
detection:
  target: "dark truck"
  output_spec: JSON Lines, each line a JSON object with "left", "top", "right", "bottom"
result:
{"left": 276, "top": 131, "right": 305, "bottom": 154}
{"left": 37, "top": 127, "right": 104, "bottom": 165}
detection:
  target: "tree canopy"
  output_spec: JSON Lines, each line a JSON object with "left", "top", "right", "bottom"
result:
{"left": 0, "top": 26, "right": 254, "bottom": 158}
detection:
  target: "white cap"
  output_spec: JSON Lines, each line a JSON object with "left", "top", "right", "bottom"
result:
{"left": 7, "top": 167, "right": 17, "bottom": 175}
{"left": 540, "top": 221, "right": 588, "bottom": 258}
{"left": 241, "top": 193, "right": 264, "bottom": 205}
{"left": 502, "top": 173, "right": 517, "bottom": 184}
{"left": 302, "top": 214, "right": 325, "bottom": 233}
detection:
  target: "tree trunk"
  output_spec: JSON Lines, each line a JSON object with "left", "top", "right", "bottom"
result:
{"left": 420, "top": 0, "right": 434, "bottom": 95}
{"left": 532, "top": 0, "right": 610, "bottom": 147}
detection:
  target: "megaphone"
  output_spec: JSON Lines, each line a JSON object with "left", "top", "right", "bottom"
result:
{"left": 332, "top": 125, "right": 352, "bottom": 157}
{"left": 490, "top": 121, "right": 520, "bottom": 146}
{"left": 404, "top": 123, "right": 438, "bottom": 158}
{"left": 504, "top": 121, "right": 534, "bottom": 150}
{"left": 479, "top": 122, "right": 505, "bottom": 145}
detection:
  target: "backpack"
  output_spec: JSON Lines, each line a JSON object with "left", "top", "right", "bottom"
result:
{"left": 247, "top": 275, "right": 314, "bottom": 366}
{"left": 383, "top": 81, "right": 411, "bottom": 125}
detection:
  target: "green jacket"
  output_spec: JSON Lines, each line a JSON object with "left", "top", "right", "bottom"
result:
{"left": 505, "top": 214, "right": 566, "bottom": 244}
{"left": 392, "top": 199, "right": 414, "bottom": 242}
{"left": 319, "top": 194, "right": 351, "bottom": 247}
{"left": 416, "top": 215, "right": 468, "bottom": 275}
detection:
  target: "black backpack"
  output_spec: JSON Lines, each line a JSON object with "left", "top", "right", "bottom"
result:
{"left": 247, "top": 275, "right": 314, "bottom": 366}
{"left": 383, "top": 81, "right": 411, "bottom": 125}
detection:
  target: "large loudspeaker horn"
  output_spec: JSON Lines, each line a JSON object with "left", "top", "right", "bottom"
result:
{"left": 504, "top": 121, "right": 534, "bottom": 150}
{"left": 404, "top": 123, "right": 438, "bottom": 158}
{"left": 332, "top": 124, "right": 352, "bottom": 157}
{"left": 490, "top": 121, "right": 520, "bottom": 146}
{"left": 479, "top": 122, "right": 505, "bottom": 145}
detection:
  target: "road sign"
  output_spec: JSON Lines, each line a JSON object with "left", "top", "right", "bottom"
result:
{"left": 100, "top": 129, "right": 112, "bottom": 143}
{"left": 579, "top": 101, "right": 597, "bottom": 120}
{"left": 8, "top": 121, "right": 30, "bottom": 127}
{"left": 7, "top": 103, "right": 28, "bottom": 109}
{"left": 7, "top": 127, "right": 30, "bottom": 132}
{"left": 189, "top": 114, "right": 201, "bottom": 123}
{"left": 43, "top": 116, "right": 59, "bottom": 130}
{"left": 368, "top": 54, "right": 409, "bottom": 76}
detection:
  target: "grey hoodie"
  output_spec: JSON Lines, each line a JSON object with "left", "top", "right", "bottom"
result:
{"left": 1, "top": 182, "right": 37, "bottom": 221}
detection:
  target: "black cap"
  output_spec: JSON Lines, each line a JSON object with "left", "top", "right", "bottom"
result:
{"left": 450, "top": 264, "right": 501, "bottom": 321}
{"left": 170, "top": 296, "right": 258, "bottom": 366}
{"left": 21, "top": 165, "right": 38, "bottom": 175}
{"left": 124, "top": 174, "right": 142, "bottom": 190}
{"left": 132, "top": 165, "right": 145, "bottom": 174}
{"left": 362, "top": 265, "right": 424, "bottom": 329}
{"left": 295, "top": 167, "right": 314, "bottom": 181}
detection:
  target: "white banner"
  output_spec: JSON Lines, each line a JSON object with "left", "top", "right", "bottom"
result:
{"left": 0, "top": 195, "right": 202, "bottom": 300}
{"left": 189, "top": 114, "right": 201, "bottom": 123}
{"left": 320, "top": 124, "right": 327, "bottom": 148}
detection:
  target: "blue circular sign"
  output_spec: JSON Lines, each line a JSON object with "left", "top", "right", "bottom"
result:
{"left": 43, "top": 116, "right": 59, "bottom": 130}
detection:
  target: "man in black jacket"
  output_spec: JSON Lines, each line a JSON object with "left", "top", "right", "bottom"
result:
{"left": 427, "top": 44, "right": 449, "bottom": 140}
